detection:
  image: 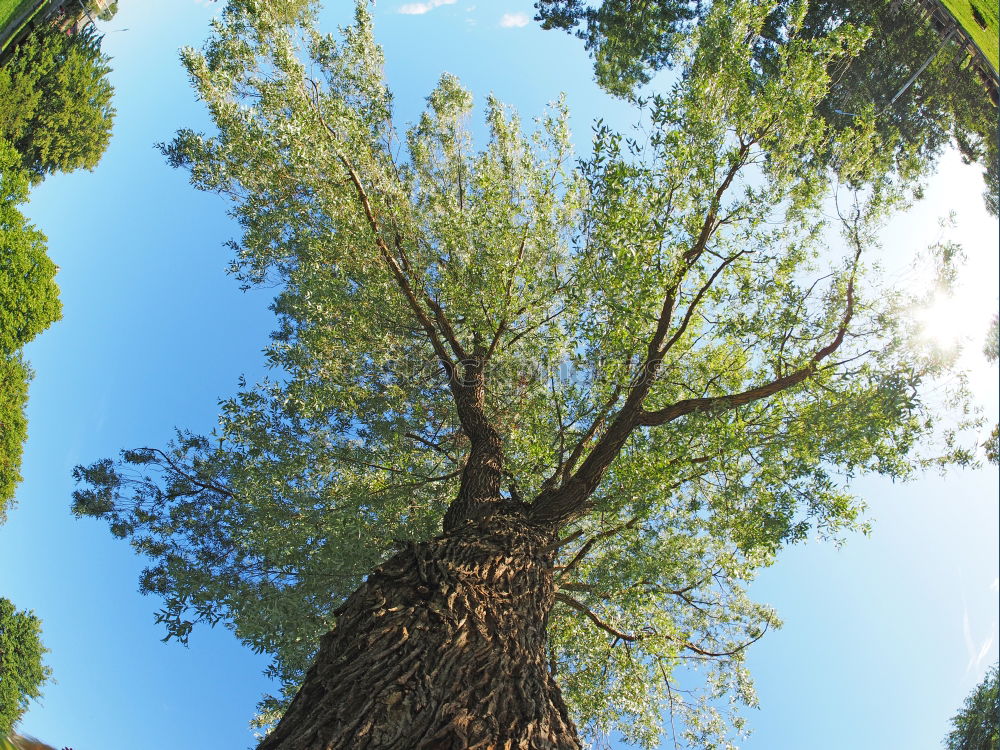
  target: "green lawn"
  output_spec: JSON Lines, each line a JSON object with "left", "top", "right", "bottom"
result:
{"left": 941, "top": 0, "right": 999, "bottom": 72}
{"left": 0, "top": 0, "right": 39, "bottom": 52}
{"left": 0, "top": 0, "right": 31, "bottom": 31}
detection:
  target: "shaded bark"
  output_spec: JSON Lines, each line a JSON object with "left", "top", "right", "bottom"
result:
{"left": 443, "top": 363, "right": 507, "bottom": 532}
{"left": 259, "top": 510, "right": 581, "bottom": 750}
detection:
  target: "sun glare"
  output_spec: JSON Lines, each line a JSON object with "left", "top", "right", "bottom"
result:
{"left": 916, "top": 290, "right": 973, "bottom": 349}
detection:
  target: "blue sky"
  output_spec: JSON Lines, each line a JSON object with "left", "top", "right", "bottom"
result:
{"left": 1, "top": 1, "right": 996, "bottom": 748}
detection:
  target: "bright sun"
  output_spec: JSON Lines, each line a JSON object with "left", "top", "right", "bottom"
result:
{"left": 916, "top": 290, "right": 972, "bottom": 349}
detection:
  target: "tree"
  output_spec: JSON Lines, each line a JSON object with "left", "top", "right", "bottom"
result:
{"left": 0, "top": 140, "right": 60, "bottom": 517}
{"left": 0, "top": 25, "right": 115, "bottom": 182}
{"left": 984, "top": 315, "right": 998, "bottom": 464}
{"left": 73, "top": 1, "right": 974, "bottom": 747}
{"left": 0, "top": 145, "right": 59, "bottom": 750}
{"left": 89, "top": 1, "right": 120, "bottom": 22}
{"left": 0, "top": 27, "right": 107, "bottom": 750}
{"left": 944, "top": 664, "right": 999, "bottom": 750}
{"left": 0, "top": 599, "right": 49, "bottom": 739}
{"left": 535, "top": 0, "right": 696, "bottom": 95}
{"left": 536, "top": 0, "right": 999, "bottom": 214}
{"left": 0, "top": 141, "right": 60, "bottom": 359}
{"left": 0, "top": 354, "right": 32, "bottom": 521}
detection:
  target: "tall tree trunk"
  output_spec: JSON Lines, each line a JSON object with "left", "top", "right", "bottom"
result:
{"left": 258, "top": 509, "right": 582, "bottom": 750}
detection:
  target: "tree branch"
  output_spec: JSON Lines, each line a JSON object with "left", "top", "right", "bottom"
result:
{"left": 679, "top": 623, "right": 770, "bottom": 657}
{"left": 554, "top": 595, "right": 770, "bottom": 657}
{"left": 556, "top": 517, "right": 640, "bottom": 580}
{"left": 657, "top": 249, "right": 751, "bottom": 357}
{"left": 530, "top": 148, "right": 753, "bottom": 526}
{"left": 305, "top": 78, "right": 459, "bottom": 379}
{"left": 551, "top": 382, "right": 624, "bottom": 488}
{"left": 305, "top": 80, "right": 509, "bottom": 529}
{"left": 148, "top": 448, "right": 235, "bottom": 499}
{"left": 404, "top": 431, "right": 459, "bottom": 463}
{"left": 554, "top": 592, "right": 639, "bottom": 642}
{"left": 639, "top": 246, "right": 861, "bottom": 427}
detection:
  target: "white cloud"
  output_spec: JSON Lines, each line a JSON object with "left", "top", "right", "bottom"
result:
{"left": 975, "top": 637, "right": 995, "bottom": 666}
{"left": 991, "top": 577, "right": 999, "bottom": 592}
{"left": 399, "top": 0, "right": 457, "bottom": 14}
{"left": 963, "top": 606, "right": 997, "bottom": 673}
{"left": 963, "top": 608, "right": 975, "bottom": 665}
{"left": 967, "top": 633, "right": 995, "bottom": 673}
{"left": 499, "top": 12, "right": 529, "bottom": 27}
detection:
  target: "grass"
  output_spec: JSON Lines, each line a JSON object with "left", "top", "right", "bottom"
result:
{"left": 0, "top": 0, "right": 32, "bottom": 31}
{"left": 0, "top": 0, "right": 28, "bottom": 29}
{"left": 940, "top": 0, "right": 999, "bottom": 72}
{"left": 0, "top": 0, "right": 41, "bottom": 52}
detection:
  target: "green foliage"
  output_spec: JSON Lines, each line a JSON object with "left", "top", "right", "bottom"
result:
{"left": 0, "top": 599, "right": 49, "bottom": 737}
{"left": 537, "top": 0, "right": 999, "bottom": 210}
{"left": 0, "top": 354, "right": 31, "bottom": 522}
{"left": 0, "top": 140, "right": 61, "bottom": 356}
{"left": 986, "top": 315, "right": 998, "bottom": 464}
{"left": 98, "top": 3, "right": 119, "bottom": 22}
{"left": 940, "top": 0, "right": 999, "bottom": 72}
{"left": 985, "top": 424, "right": 999, "bottom": 464}
{"left": 0, "top": 1, "right": 33, "bottom": 38}
{"left": 945, "top": 664, "right": 1000, "bottom": 750}
{"left": 0, "top": 139, "right": 60, "bottom": 517}
{"left": 536, "top": 0, "right": 696, "bottom": 96}
{"left": 0, "top": 25, "right": 115, "bottom": 182}
{"left": 73, "top": 1, "right": 974, "bottom": 745}
{"left": 986, "top": 314, "right": 998, "bottom": 362}
{"left": 87, "top": 0, "right": 120, "bottom": 23}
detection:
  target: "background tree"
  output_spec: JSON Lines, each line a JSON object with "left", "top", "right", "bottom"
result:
{"left": 0, "top": 599, "right": 49, "bottom": 739}
{"left": 944, "top": 664, "right": 999, "bottom": 750}
{"left": 0, "top": 355, "right": 31, "bottom": 520}
{"left": 0, "top": 139, "right": 60, "bottom": 517}
{"left": 73, "top": 1, "right": 975, "bottom": 747}
{"left": 0, "top": 146, "right": 59, "bottom": 747}
{"left": 536, "top": 0, "right": 999, "bottom": 213}
{"left": 0, "top": 20, "right": 111, "bottom": 750}
{"left": 0, "top": 141, "right": 60, "bottom": 359}
{"left": 0, "top": 25, "right": 115, "bottom": 183}
{"left": 89, "top": 1, "right": 120, "bottom": 23}
{"left": 985, "top": 314, "right": 998, "bottom": 463}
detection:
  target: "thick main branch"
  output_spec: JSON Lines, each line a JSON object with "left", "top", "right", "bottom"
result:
{"left": 307, "top": 85, "right": 510, "bottom": 529}
{"left": 531, "top": 239, "right": 860, "bottom": 527}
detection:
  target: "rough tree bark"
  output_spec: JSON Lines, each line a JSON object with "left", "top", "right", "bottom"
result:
{"left": 257, "top": 508, "right": 581, "bottom": 750}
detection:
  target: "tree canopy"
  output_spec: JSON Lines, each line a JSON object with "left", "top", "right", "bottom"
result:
{"left": 0, "top": 141, "right": 60, "bottom": 358}
{"left": 536, "top": 0, "right": 999, "bottom": 214}
{"left": 0, "top": 354, "right": 31, "bottom": 520}
{"left": 0, "top": 139, "right": 60, "bottom": 517}
{"left": 985, "top": 314, "right": 998, "bottom": 463}
{"left": 0, "top": 25, "right": 115, "bottom": 182}
{"left": 72, "top": 0, "right": 976, "bottom": 746}
{"left": 89, "top": 0, "right": 120, "bottom": 23}
{"left": 0, "top": 598, "right": 49, "bottom": 738}
{"left": 0, "top": 148, "right": 59, "bottom": 750}
{"left": 944, "top": 664, "right": 999, "bottom": 750}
